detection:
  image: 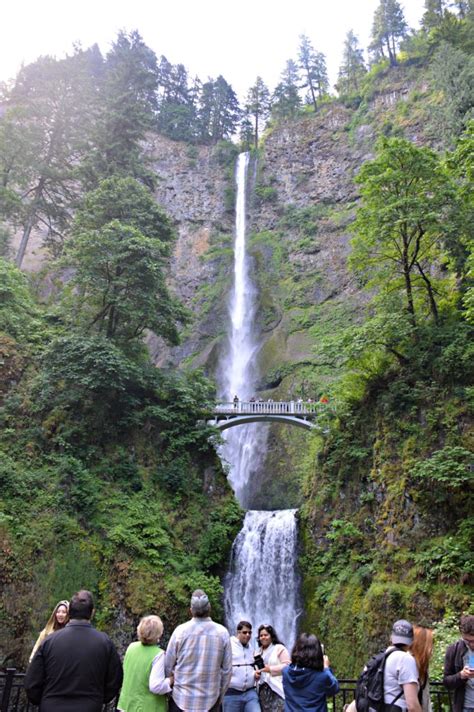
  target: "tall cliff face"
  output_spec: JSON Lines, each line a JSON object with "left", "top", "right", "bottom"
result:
{"left": 143, "top": 80, "right": 426, "bottom": 508}
{"left": 151, "top": 105, "right": 371, "bottom": 379}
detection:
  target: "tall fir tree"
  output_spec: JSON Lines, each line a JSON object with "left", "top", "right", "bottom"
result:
{"left": 82, "top": 30, "right": 159, "bottom": 189}
{"left": 297, "top": 35, "right": 328, "bottom": 110}
{"left": 369, "top": 0, "right": 408, "bottom": 66}
{"left": 422, "top": 0, "right": 448, "bottom": 29}
{"left": 244, "top": 76, "right": 271, "bottom": 149}
{"left": 197, "top": 76, "right": 240, "bottom": 143}
{"left": 271, "top": 60, "right": 302, "bottom": 119}
{"left": 157, "top": 57, "right": 196, "bottom": 141}
{"left": 0, "top": 49, "right": 100, "bottom": 266}
{"left": 337, "top": 30, "right": 367, "bottom": 95}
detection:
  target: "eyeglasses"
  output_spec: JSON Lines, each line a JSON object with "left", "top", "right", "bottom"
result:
{"left": 240, "top": 631, "right": 252, "bottom": 635}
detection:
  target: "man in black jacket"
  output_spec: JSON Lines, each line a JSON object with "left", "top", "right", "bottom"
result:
{"left": 25, "top": 589, "right": 123, "bottom": 712}
{"left": 443, "top": 614, "right": 474, "bottom": 712}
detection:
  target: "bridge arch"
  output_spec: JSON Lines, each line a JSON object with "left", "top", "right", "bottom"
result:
{"left": 210, "top": 414, "right": 316, "bottom": 431}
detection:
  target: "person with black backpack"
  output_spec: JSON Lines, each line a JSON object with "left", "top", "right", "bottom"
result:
{"left": 352, "top": 619, "right": 422, "bottom": 712}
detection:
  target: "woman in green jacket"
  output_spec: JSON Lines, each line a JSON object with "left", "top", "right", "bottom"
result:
{"left": 118, "top": 615, "right": 173, "bottom": 712}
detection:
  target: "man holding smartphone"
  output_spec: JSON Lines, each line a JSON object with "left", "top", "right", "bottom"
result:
{"left": 443, "top": 614, "right": 474, "bottom": 712}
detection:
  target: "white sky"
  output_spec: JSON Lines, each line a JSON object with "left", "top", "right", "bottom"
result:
{"left": 2, "top": 0, "right": 425, "bottom": 98}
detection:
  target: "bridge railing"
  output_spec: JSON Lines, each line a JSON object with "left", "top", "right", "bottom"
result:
{"left": 214, "top": 400, "right": 322, "bottom": 415}
{"left": 0, "top": 669, "right": 452, "bottom": 712}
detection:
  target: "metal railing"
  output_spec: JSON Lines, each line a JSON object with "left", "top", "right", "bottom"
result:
{"left": 0, "top": 668, "right": 117, "bottom": 712}
{"left": 214, "top": 400, "right": 323, "bottom": 415}
{"left": 1, "top": 669, "right": 452, "bottom": 712}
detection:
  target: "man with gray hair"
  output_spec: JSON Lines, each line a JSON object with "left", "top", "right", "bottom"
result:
{"left": 164, "top": 589, "right": 232, "bottom": 712}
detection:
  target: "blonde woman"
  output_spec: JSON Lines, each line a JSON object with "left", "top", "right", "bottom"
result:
{"left": 29, "top": 600, "right": 69, "bottom": 662}
{"left": 118, "top": 615, "right": 172, "bottom": 712}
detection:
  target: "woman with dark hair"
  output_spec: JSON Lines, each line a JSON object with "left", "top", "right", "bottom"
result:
{"left": 29, "top": 600, "right": 69, "bottom": 662}
{"left": 255, "top": 624, "right": 291, "bottom": 712}
{"left": 282, "top": 633, "right": 339, "bottom": 712}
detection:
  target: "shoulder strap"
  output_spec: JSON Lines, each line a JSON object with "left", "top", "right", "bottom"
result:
{"left": 383, "top": 648, "right": 404, "bottom": 705}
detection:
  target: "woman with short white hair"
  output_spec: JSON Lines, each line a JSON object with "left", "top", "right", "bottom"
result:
{"left": 118, "top": 615, "right": 173, "bottom": 712}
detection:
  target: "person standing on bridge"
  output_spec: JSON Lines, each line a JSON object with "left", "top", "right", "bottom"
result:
{"left": 234, "top": 395, "right": 239, "bottom": 410}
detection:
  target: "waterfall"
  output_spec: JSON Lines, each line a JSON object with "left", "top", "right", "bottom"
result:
{"left": 218, "top": 152, "right": 269, "bottom": 508}
{"left": 223, "top": 510, "right": 300, "bottom": 649}
{"left": 219, "top": 152, "right": 300, "bottom": 650}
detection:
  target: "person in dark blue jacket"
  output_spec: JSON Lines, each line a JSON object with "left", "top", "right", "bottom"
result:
{"left": 282, "top": 633, "right": 339, "bottom": 712}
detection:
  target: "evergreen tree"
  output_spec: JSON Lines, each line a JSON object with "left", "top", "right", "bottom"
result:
{"left": 197, "top": 76, "right": 240, "bottom": 143}
{"left": 62, "top": 177, "right": 186, "bottom": 345}
{"left": 298, "top": 35, "right": 328, "bottom": 110}
{"left": 337, "top": 30, "right": 367, "bottom": 96}
{"left": 157, "top": 56, "right": 196, "bottom": 141}
{"left": 422, "top": 0, "right": 448, "bottom": 29}
{"left": 239, "top": 116, "right": 254, "bottom": 151}
{"left": 0, "top": 50, "right": 100, "bottom": 267}
{"left": 244, "top": 76, "right": 271, "bottom": 149}
{"left": 83, "top": 30, "right": 159, "bottom": 189}
{"left": 369, "top": 0, "right": 408, "bottom": 66}
{"left": 271, "top": 60, "right": 302, "bottom": 119}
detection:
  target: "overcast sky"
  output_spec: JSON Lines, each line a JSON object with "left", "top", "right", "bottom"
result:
{"left": 2, "top": 0, "right": 425, "bottom": 98}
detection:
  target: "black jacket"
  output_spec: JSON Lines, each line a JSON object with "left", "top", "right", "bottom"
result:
{"left": 443, "top": 639, "right": 468, "bottom": 712}
{"left": 24, "top": 619, "right": 123, "bottom": 712}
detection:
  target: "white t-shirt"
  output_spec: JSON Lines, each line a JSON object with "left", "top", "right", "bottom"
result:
{"left": 384, "top": 648, "right": 419, "bottom": 710}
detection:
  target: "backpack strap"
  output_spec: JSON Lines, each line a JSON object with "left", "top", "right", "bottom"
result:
{"left": 383, "top": 648, "right": 405, "bottom": 706}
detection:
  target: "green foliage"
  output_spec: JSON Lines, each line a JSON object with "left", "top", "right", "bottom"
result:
{"left": 0, "top": 259, "right": 42, "bottom": 343}
{"left": 352, "top": 136, "right": 457, "bottom": 326}
{"left": 369, "top": 0, "right": 408, "bottom": 66}
{"left": 431, "top": 613, "right": 466, "bottom": 680}
{"left": 198, "top": 499, "right": 243, "bottom": 568}
{"left": 429, "top": 42, "right": 474, "bottom": 145}
{"left": 61, "top": 177, "right": 186, "bottom": 345}
{"left": 254, "top": 185, "right": 278, "bottom": 203}
{"left": 410, "top": 446, "right": 473, "bottom": 488}
{"left": 414, "top": 520, "right": 474, "bottom": 584}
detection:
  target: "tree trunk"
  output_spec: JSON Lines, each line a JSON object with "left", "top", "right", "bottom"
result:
{"left": 402, "top": 237, "right": 416, "bottom": 327}
{"left": 415, "top": 261, "right": 439, "bottom": 323}
{"left": 309, "top": 79, "right": 318, "bottom": 112}
{"left": 15, "top": 179, "right": 45, "bottom": 268}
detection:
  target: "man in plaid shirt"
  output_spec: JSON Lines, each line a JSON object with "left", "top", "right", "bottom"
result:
{"left": 165, "top": 589, "right": 232, "bottom": 712}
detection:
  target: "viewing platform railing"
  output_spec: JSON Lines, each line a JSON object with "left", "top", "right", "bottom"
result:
{"left": 0, "top": 668, "right": 452, "bottom": 712}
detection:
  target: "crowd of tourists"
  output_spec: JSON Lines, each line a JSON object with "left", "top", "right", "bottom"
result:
{"left": 24, "top": 588, "right": 474, "bottom": 712}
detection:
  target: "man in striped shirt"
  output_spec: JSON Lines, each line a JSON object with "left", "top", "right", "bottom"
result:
{"left": 165, "top": 589, "right": 232, "bottom": 712}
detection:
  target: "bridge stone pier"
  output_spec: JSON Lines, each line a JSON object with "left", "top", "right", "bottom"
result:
{"left": 209, "top": 400, "right": 321, "bottom": 431}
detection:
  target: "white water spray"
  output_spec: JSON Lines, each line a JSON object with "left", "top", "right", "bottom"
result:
{"left": 224, "top": 510, "right": 300, "bottom": 648}
{"left": 219, "top": 153, "right": 269, "bottom": 507}
{"left": 219, "top": 153, "right": 301, "bottom": 648}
